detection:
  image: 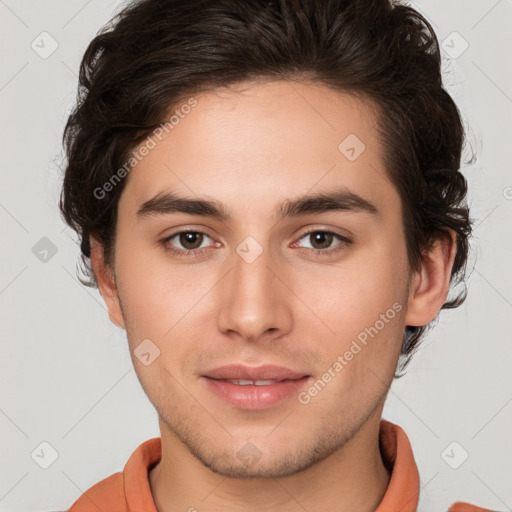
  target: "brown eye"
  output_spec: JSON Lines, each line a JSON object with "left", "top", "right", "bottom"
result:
{"left": 295, "top": 230, "right": 352, "bottom": 256}
{"left": 178, "top": 232, "right": 205, "bottom": 250}
{"left": 161, "top": 230, "right": 213, "bottom": 256}
{"left": 308, "top": 232, "right": 334, "bottom": 250}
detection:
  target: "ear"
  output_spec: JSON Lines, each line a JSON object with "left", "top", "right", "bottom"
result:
{"left": 90, "top": 236, "right": 125, "bottom": 329}
{"left": 404, "top": 230, "right": 458, "bottom": 326}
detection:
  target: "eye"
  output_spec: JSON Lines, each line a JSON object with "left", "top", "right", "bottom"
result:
{"left": 294, "top": 229, "right": 352, "bottom": 256}
{"left": 160, "top": 230, "right": 214, "bottom": 257}
{"left": 160, "top": 229, "right": 352, "bottom": 259}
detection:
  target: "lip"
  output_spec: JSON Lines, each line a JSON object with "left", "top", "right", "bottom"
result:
{"left": 202, "top": 364, "right": 309, "bottom": 381}
{"left": 201, "top": 364, "right": 312, "bottom": 410}
{"left": 203, "top": 376, "right": 312, "bottom": 410}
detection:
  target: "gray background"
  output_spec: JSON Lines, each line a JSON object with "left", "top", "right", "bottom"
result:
{"left": 1, "top": 0, "right": 511, "bottom": 510}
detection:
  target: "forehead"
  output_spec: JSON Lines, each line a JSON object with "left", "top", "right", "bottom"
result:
{"left": 118, "top": 79, "right": 396, "bottom": 219}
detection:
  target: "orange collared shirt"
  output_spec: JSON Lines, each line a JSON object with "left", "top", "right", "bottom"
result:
{"left": 68, "top": 420, "right": 496, "bottom": 511}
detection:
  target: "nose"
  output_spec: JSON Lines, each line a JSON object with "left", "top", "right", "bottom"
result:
{"left": 216, "top": 240, "right": 293, "bottom": 343}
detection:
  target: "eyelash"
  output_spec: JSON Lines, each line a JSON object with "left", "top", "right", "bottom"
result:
{"left": 160, "top": 229, "right": 352, "bottom": 259}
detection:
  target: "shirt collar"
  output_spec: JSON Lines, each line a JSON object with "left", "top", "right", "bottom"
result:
{"left": 376, "top": 419, "right": 420, "bottom": 511}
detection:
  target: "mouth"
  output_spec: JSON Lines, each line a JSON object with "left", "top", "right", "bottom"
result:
{"left": 201, "top": 365, "right": 312, "bottom": 410}
{"left": 202, "top": 363, "right": 310, "bottom": 382}
{"left": 212, "top": 378, "right": 299, "bottom": 386}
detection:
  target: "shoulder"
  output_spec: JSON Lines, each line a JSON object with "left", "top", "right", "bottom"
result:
{"left": 66, "top": 437, "right": 161, "bottom": 511}
{"left": 67, "top": 472, "right": 126, "bottom": 511}
{"left": 448, "top": 500, "right": 500, "bottom": 511}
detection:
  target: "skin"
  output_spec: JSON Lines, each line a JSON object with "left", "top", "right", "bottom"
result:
{"left": 91, "top": 79, "right": 456, "bottom": 512}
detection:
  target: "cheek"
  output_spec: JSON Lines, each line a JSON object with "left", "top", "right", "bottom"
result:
{"left": 116, "top": 249, "right": 213, "bottom": 369}
{"left": 115, "top": 257, "right": 174, "bottom": 346}
{"left": 298, "top": 242, "right": 407, "bottom": 379}
{"left": 306, "top": 244, "right": 404, "bottom": 326}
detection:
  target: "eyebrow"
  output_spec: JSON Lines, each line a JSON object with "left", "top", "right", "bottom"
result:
{"left": 136, "top": 186, "right": 379, "bottom": 222}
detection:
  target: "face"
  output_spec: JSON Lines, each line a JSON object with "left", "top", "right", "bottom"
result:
{"left": 98, "top": 80, "right": 417, "bottom": 478}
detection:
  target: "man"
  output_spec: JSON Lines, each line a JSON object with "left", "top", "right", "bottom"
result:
{"left": 60, "top": 0, "right": 495, "bottom": 510}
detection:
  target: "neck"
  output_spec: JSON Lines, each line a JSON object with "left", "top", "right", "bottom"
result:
{"left": 149, "top": 409, "right": 390, "bottom": 512}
